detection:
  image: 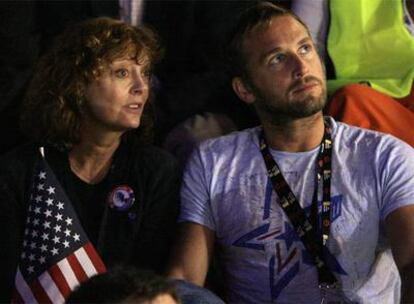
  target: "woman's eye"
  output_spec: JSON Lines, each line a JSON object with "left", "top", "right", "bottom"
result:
{"left": 142, "top": 68, "right": 152, "bottom": 79}
{"left": 115, "top": 69, "right": 129, "bottom": 78}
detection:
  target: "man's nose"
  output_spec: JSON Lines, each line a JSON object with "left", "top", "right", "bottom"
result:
{"left": 292, "top": 55, "right": 309, "bottom": 79}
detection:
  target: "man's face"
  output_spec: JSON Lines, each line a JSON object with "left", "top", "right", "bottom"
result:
{"left": 238, "top": 15, "right": 326, "bottom": 123}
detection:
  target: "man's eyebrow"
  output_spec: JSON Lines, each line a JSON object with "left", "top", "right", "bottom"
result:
{"left": 259, "top": 36, "right": 313, "bottom": 63}
{"left": 297, "top": 36, "right": 312, "bottom": 45}
{"left": 260, "top": 46, "right": 282, "bottom": 64}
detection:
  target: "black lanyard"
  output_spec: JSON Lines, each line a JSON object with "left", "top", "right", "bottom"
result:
{"left": 259, "top": 119, "right": 337, "bottom": 286}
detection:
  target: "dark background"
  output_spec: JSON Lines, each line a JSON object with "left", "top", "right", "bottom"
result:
{"left": 0, "top": 0, "right": 292, "bottom": 155}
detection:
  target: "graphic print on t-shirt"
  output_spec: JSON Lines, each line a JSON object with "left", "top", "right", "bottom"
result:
{"left": 233, "top": 179, "right": 347, "bottom": 301}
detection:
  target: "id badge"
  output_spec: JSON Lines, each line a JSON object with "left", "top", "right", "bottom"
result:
{"left": 319, "top": 282, "right": 339, "bottom": 304}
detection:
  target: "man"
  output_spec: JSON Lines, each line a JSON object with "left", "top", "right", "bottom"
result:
{"left": 167, "top": 2, "right": 414, "bottom": 303}
{"left": 292, "top": 0, "right": 414, "bottom": 147}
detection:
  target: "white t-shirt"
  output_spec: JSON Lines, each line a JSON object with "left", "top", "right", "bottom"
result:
{"left": 179, "top": 117, "right": 414, "bottom": 304}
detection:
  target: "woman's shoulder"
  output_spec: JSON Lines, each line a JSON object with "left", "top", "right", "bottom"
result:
{"left": 0, "top": 142, "right": 41, "bottom": 195}
{"left": 0, "top": 142, "right": 39, "bottom": 172}
{"left": 138, "top": 145, "right": 177, "bottom": 163}
{"left": 136, "top": 145, "right": 179, "bottom": 177}
{"left": 118, "top": 141, "right": 180, "bottom": 176}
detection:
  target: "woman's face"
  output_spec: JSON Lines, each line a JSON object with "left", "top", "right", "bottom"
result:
{"left": 83, "top": 56, "right": 150, "bottom": 134}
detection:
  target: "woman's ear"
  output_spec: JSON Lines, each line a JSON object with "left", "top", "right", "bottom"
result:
{"left": 232, "top": 77, "right": 256, "bottom": 104}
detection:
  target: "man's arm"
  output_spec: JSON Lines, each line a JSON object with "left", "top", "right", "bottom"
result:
{"left": 385, "top": 205, "right": 414, "bottom": 303}
{"left": 167, "top": 222, "right": 215, "bottom": 286}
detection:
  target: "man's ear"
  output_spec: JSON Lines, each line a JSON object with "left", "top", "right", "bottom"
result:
{"left": 232, "top": 77, "right": 256, "bottom": 104}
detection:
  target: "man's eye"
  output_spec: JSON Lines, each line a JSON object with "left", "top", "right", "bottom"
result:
{"left": 115, "top": 69, "right": 129, "bottom": 78}
{"left": 299, "top": 44, "right": 312, "bottom": 55}
{"left": 269, "top": 54, "right": 285, "bottom": 65}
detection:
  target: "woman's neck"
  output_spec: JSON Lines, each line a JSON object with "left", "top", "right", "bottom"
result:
{"left": 68, "top": 135, "right": 121, "bottom": 184}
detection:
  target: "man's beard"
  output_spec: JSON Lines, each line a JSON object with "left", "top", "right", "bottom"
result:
{"left": 251, "top": 76, "right": 327, "bottom": 125}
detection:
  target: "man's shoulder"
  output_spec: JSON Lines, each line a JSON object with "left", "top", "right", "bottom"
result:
{"left": 198, "top": 126, "right": 260, "bottom": 154}
{"left": 330, "top": 117, "right": 412, "bottom": 152}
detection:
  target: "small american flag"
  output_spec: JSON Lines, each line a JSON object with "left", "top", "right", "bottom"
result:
{"left": 12, "top": 156, "right": 106, "bottom": 303}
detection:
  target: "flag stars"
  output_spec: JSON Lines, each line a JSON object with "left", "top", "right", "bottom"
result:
{"left": 46, "top": 186, "right": 55, "bottom": 195}
{"left": 64, "top": 229, "right": 71, "bottom": 237}
{"left": 53, "top": 236, "right": 60, "bottom": 244}
{"left": 23, "top": 165, "right": 94, "bottom": 279}
{"left": 65, "top": 217, "right": 73, "bottom": 226}
{"left": 54, "top": 225, "right": 62, "bottom": 233}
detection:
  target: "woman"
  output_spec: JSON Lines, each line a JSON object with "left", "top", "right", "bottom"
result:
{"left": 0, "top": 17, "right": 180, "bottom": 302}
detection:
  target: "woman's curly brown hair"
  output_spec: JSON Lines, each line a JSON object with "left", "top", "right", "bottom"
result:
{"left": 21, "top": 17, "right": 162, "bottom": 150}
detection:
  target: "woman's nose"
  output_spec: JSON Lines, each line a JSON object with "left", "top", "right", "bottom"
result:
{"left": 131, "top": 69, "right": 148, "bottom": 94}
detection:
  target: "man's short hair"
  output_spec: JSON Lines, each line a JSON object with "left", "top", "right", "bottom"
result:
{"left": 226, "top": 1, "right": 310, "bottom": 79}
{"left": 66, "top": 267, "right": 179, "bottom": 303}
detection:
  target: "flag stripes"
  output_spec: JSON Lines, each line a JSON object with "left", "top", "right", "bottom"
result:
{"left": 84, "top": 242, "right": 106, "bottom": 273}
{"left": 30, "top": 279, "right": 50, "bottom": 303}
{"left": 38, "top": 272, "right": 65, "bottom": 304}
{"left": 74, "top": 247, "right": 98, "bottom": 278}
{"left": 56, "top": 259, "right": 79, "bottom": 292}
{"left": 48, "top": 264, "right": 72, "bottom": 298}
{"left": 13, "top": 157, "right": 106, "bottom": 303}
{"left": 14, "top": 270, "right": 36, "bottom": 303}
{"left": 15, "top": 243, "right": 104, "bottom": 303}
{"left": 67, "top": 254, "right": 88, "bottom": 284}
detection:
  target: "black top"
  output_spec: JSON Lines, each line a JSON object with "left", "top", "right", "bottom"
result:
{"left": 0, "top": 139, "right": 180, "bottom": 302}
{"left": 66, "top": 169, "right": 107, "bottom": 245}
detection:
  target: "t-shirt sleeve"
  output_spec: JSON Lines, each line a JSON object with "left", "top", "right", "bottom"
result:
{"left": 379, "top": 139, "right": 414, "bottom": 220}
{"left": 179, "top": 145, "right": 216, "bottom": 231}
